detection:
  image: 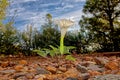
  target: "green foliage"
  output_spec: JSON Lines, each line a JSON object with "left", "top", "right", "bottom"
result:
{"left": 33, "top": 49, "right": 48, "bottom": 58}
{"left": 0, "top": 0, "right": 9, "bottom": 23}
{"left": 0, "top": 21, "right": 19, "bottom": 54}
{"left": 33, "top": 45, "right": 76, "bottom": 58}
{"left": 80, "top": 0, "right": 120, "bottom": 52}
{"left": 65, "top": 55, "right": 76, "bottom": 61}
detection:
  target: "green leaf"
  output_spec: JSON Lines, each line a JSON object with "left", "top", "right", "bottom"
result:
{"left": 65, "top": 55, "right": 76, "bottom": 61}
{"left": 33, "top": 50, "right": 48, "bottom": 58}
{"left": 64, "top": 46, "right": 76, "bottom": 54}
{"left": 49, "top": 45, "right": 60, "bottom": 54}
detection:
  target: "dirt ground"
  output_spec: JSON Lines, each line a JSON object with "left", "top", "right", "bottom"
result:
{"left": 0, "top": 52, "right": 120, "bottom": 80}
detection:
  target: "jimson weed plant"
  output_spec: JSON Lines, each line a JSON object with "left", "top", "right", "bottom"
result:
{"left": 55, "top": 19, "right": 74, "bottom": 55}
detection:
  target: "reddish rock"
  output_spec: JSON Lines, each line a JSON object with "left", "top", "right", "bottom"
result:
{"left": 35, "top": 74, "right": 46, "bottom": 79}
{"left": 1, "top": 61, "right": 9, "bottom": 67}
{"left": 14, "top": 65, "right": 23, "bottom": 71}
{"left": 84, "top": 56, "right": 93, "bottom": 61}
{"left": 94, "top": 57, "right": 109, "bottom": 65}
{"left": 80, "top": 73, "right": 90, "bottom": 80}
{"left": 46, "top": 66, "right": 57, "bottom": 74}
{"left": 28, "top": 68, "right": 36, "bottom": 73}
{"left": 19, "top": 60, "right": 27, "bottom": 65}
{"left": 105, "top": 61, "right": 119, "bottom": 70}
{"left": 103, "top": 70, "right": 111, "bottom": 74}
{"left": 64, "top": 68, "right": 80, "bottom": 78}
{"left": 0, "top": 66, "right": 3, "bottom": 70}
{"left": 87, "top": 64, "right": 105, "bottom": 72}
{"left": 117, "top": 71, "right": 120, "bottom": 75}
{"left": 76, "top": 64, "right": 88, "bottom": 73}
{"left": 26, "top": 73, "right": 34, "bottom": 79}
{"left": 58, "top": 66, "right": 67, "bottom": 72}
{"left": 0, "top": 69, "right": 16, "bottom": 74}
{"left": 88, "top": 70, "right": 101, "bottom": 76}
{"left": 37, "top": 77, "right": 43, "bottom": 80}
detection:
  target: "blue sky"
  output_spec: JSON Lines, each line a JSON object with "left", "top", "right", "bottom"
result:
{"left": 7, "top": 0, "right": 85, "bottom": 30}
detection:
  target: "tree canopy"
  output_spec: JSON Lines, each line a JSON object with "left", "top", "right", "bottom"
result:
{"left": 80, "top": 0, "right": 120, "bottom": 51}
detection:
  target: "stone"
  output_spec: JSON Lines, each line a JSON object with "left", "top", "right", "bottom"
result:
{"left": 91, "top": 74, "right": 120, "bottom": 80}
{"left": 105, "top": 61, "right": 119, "bottom": 70}
{"left": 19, "top": 60, "right": 27, "bottom": 65}
{"left": 88, "top": 70, "right": 101, "bottom": 77}
{"left": 66, "top": 77, "right": 78, "bottom": 80}
{"left": 0, "top": 66, "right": 3, "bottom": 70}
{"left": 36, "top": 67, "right": 50, "bottom": 75}
{"left": 87, "top": 64, "right": 104, "bottom": 72}
{"left": 84, "top": 56, "right": 93, "bottom": 61}
{"left": 0, "top": 69, "right": 16, "bottom": 74}
{"left": 13, "top": 72, "right": 27, "bottom": 79}
{"left": 94, "top": 57, "right": 109, "bottom": 65}
{"left": 58, "top": 66, "right": 67, "bottom": 72}
{"left": 25, "top": 73, "right": 34, "bottom": 79}
{"left": 1, "top": 61, "right": 9, "bottom": 67}
{"left": 14, "top": 65, "right": 24, "bottom": 71}
{"left": 64, "top": 68, "right": 80, "bottom": 78}
{"left": 15, "top": 76, "right": 27, "bottom": 80}
{"left": 81, "top": 73, "right": 90, "bottom": 80}
{"left": 102, "top": 70, "right": 111, "bottom": 74}
{"left": 76, "top": 64, "right": 88, "bottom": 73}
{"left": 35, "top": 74, "right": 46, "bottom": 79}
{"left": 37, "top": 77, "right": 44, "bottom": 80}
{"left": 46, "top": 66, "right": 57, "bottom": 74}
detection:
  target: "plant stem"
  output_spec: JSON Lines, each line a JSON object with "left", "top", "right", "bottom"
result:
{"left": 60, "top": 35, "right": 64, "bottom": 55}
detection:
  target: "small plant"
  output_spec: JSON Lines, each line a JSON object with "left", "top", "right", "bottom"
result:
{"left": 33, "top": 49, "right": 48, "bottom": 58}
{"left": 33, "top": 45, "right": 76, "bottom": 58}
{"left": 65, "top": 55, "right": 76, "bottom": 61}
{"left": 55, "top": 19, "right": 74, "bottom": 55}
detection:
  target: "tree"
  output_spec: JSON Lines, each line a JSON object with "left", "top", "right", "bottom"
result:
{"left": 0, "top": 21, "right": 19, "bottom": 54}
{"left": 40, "top": 13, "right": 60, "bottom": 48}
{"left": 0, "top": 0, "right": 9, "bottom": 27}
{"left": 80, "top": 0, "right": 120, "bottom": 51}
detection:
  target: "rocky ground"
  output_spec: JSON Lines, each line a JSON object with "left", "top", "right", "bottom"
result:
{"left": 0, "top": 53, "right": 120, "bottom": 80}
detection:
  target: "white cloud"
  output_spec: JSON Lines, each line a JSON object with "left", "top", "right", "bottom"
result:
{"left": 10, "top": 0, "right": 37, "bottom": 4}
{"left": 74, "top": 0, "right": 86, "bottom": 2}
{"left": 7, "top": 0, "right": 85, "bottom": 31}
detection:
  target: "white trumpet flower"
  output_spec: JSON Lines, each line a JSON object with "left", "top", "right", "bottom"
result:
{"left": 55, "top": 19, "right": 74, "bottom": 54}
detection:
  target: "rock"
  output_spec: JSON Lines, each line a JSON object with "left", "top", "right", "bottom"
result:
{"left": 88, "top": 70, "right": 101, "bottom": 77}
{"left": 14, "top": 65, "right": 24, "bottom": 71}
{"left": 36, "top": 67, "right": 50, "bottom": 75}
{"left": 94, "top": 57, "right": 109, "bottom": 65}
{"left": 87, "top": 64, "right": 104, "bottom": 72}
{"left": 105, "top": 61, "right": 119, "bottom": 70}
{"left": 0, "top": 69, "right": 16, "bottom": 74}
{"left": 66, "top": 77, "right": 78, "bottom": 80}
{"left": 27, "top": 67, "right": 36, "bottom": 73}
{"left": 83, "top": 56, "right": 93, "bottom": 61}
{"left": 1, "top": 61, "right": 9, "bottom": 67}
{"left": 13, "top": 72, "right": 27, "bottom": 79}
{"left": 76, "top": 64, "right": 88, "bottom": 73}
{"left": 102, "top": 70, "right": 111, "bottom": 74}
{"left": 37, "top": 77, "right": 44, "bottom": 80}
{"left": 80, "top": 61, "right": 96, "bottom": 67}
{"left": 58, "top": 66, "right": 67, "bottom": 72}
{"left": 91, "top": 74, "right": 120, "bottom": 80}
{"left": 25, "top": 73, "right": 35, "bottom": 79}
{"left": 35, "top": 74, "right": 46, "bottom": 79}
{"left": 46, "top": 66, "right": 57, "bottom": 74}
{"left": 64, "top": 68, "right": 80, "bottom": 78}
{"left": 81, "top": 73, "right": 90, "bottom": 80}
{"left": 0, "top": 66, "right": 3, "bottom": 70}
{"left": 19, "top": 60, "right": 27, "bottom": 65}
{"left": 15, "top": 76, "right": 27, "bottom": 80}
